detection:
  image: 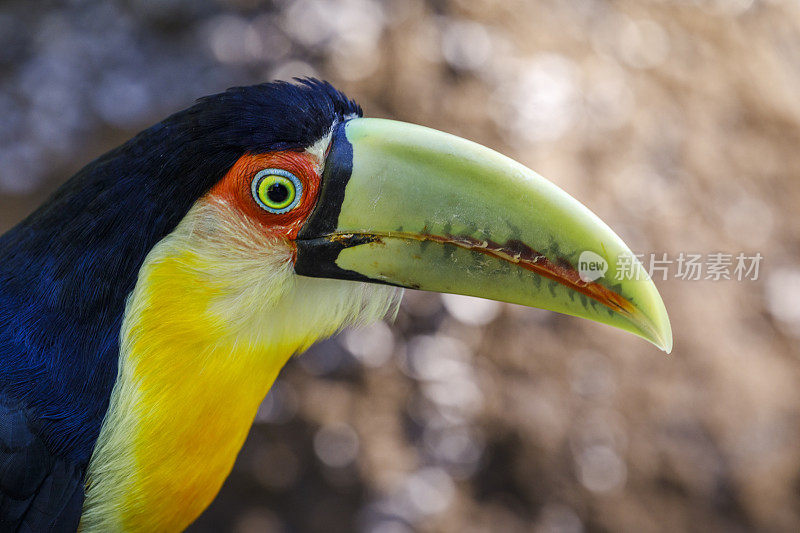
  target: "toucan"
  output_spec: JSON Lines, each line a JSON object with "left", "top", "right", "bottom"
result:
{"left": 0, "top": 79, "right": 671, "bottom": 532}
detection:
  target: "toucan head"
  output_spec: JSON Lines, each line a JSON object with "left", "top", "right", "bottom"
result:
{"left": 136, "top": 79, "right": 670, "bottom": 353}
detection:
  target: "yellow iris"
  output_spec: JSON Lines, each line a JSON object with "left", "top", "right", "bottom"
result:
{"left": 256, "top": 174, "right": 297, "bottom": 212}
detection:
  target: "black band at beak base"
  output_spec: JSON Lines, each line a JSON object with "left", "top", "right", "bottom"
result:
{"left": 297, "top": 121, "right": 353, "bottom": 241}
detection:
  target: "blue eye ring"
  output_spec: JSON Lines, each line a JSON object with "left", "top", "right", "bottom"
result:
{"left": 251, "top": 168, "right": 303, "bottom": 214}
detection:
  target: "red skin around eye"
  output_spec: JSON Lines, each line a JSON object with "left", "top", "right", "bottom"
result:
{"left": 207, "top": 151, "right": 321, "bottom": 240}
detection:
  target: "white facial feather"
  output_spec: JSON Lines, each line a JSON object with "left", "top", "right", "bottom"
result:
{"left": 187, "top": 197, "right": 403, "bottom": 348}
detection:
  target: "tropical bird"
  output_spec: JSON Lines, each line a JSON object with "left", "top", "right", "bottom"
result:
{"left": 0, "top": 79, "right": 671, "bottom": 532}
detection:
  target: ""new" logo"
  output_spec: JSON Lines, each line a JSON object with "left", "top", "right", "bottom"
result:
{"left": 578, "top": 251, "right": 608, "bottom": 282}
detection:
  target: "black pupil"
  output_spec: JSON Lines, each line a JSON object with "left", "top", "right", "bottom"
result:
{"left": 267, "top": 181, "right": 289, "bottom": 204}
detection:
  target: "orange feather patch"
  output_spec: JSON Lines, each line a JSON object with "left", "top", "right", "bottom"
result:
{"left": 208, "top": 151, "right": 322, "bottom": 239}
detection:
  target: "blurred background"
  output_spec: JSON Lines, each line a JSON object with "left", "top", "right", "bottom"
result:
{"left": 1, "top": 0, "right": 799, "bottom": 531}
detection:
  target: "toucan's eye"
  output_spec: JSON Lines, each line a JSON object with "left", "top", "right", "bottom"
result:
{"left": 252, "top": 169, "right": 303, "bottom": 214}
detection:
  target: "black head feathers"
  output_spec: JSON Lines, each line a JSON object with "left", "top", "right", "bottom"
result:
{"left": 111, "top": 78, "right": 362, "bottom": 207}
{"left": 186, "top": 78, "right": 362, "bottom": 153}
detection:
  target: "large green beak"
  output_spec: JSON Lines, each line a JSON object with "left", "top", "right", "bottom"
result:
{"left": 296, "top": 118, "right": 672, "bottom": 352}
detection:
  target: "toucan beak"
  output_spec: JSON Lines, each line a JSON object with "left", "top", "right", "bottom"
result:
{"left": 296, "top": 118, "right": 672, "bottom": 352}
